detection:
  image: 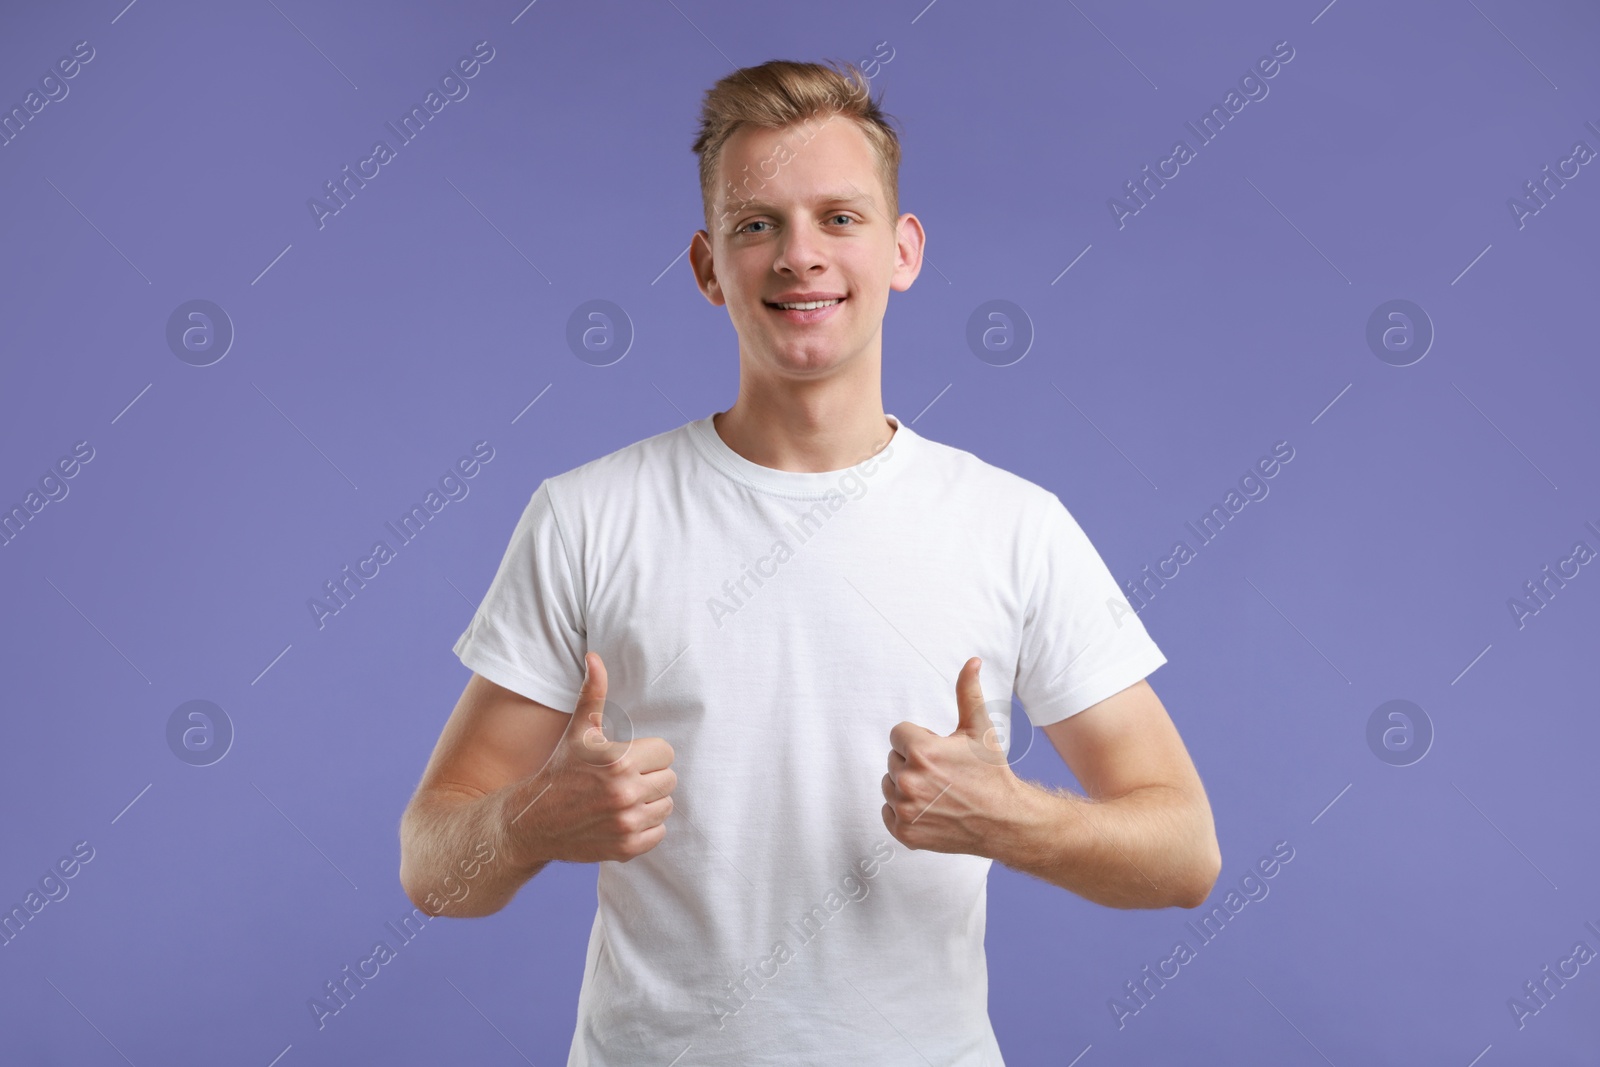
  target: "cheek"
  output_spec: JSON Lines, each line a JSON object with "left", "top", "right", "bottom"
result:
{"left": 719, "top": 261, "right": 765, "bottom": 305}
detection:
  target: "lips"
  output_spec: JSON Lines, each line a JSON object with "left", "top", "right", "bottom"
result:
{"left": 765, "top": 296, "right": 846, "bottom": 323}
{"left": 764, "top": 293, "right": 846, "bottom": 309}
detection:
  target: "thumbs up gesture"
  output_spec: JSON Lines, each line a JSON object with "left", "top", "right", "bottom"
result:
{"left": 501, "top": 651, "right": 677, "bottom": 866}
{"left": 881, "top": 657, "right": 1023, "bottom": 856}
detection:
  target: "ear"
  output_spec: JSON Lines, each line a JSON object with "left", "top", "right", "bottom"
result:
{"left": 890, "top": 212, "right": 925, "bottom": 293}
{"left": 689, "top": 229, "right": 726, "bottom": 307}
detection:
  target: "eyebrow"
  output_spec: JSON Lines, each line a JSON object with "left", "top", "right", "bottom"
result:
{"left": 721, "top": 192, "right": 875, "bottom": 214}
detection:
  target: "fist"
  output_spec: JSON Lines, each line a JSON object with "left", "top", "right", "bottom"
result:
{"left": 502, "top": 651, "right": 677, "bottom": 865}
{"left": 881, "top": 656, "right": 1021, "bottom": 856}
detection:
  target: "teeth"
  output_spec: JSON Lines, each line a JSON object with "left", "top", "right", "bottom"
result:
{"left": 773, "top": 299, "right": 841, "bottom": 310}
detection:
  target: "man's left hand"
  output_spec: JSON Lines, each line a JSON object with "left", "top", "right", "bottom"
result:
{"left": 881, "top": 656, "right": 1029, "bottom": 856}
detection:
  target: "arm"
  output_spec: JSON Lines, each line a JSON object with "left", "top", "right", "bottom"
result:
{"left": 994, "top": 679, "right": 1220, "bottom": 909}
{"left": 883, "top": 663, "right": 1219, "bottom": 909}
{"left": 399, "top": 655, "right": 677, "bottom": 919}
{"left": 398, "top": 672, "right": 569, "bottom": 918}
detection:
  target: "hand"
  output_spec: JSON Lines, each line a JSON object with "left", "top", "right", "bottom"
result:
{"left": 500, "top": 651, "right": 677, "bottom": 866}
{"left": 881, "top": 657, "right": 1023, "bottom": 856}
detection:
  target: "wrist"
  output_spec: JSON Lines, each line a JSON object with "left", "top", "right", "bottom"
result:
{"left": 494, "top": 780, "right": 552, "bottom": 874}
{"left": 988, "top": 777, "right": 1074, "bottom": 869}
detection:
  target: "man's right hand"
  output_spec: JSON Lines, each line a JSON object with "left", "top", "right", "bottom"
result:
{"left": 499, "top": 651, "right": 677, "bottom": 867}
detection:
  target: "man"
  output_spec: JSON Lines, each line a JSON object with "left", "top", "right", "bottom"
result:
{"left": 399, "top": 58, "right": 1220, "bottom": 1065}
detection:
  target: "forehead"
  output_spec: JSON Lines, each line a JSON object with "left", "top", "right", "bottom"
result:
{"left": 714, "top": 117, "right": 882, "bottom": 211}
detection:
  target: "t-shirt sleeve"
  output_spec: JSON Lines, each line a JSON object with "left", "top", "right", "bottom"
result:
{"left": 452, "top": 479, "right": 588, "bottom": 713}
{"left": 1012, "top": 492, "right": 1167, "bottom": 727}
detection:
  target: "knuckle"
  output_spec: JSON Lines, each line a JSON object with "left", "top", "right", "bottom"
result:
{"left": 602, "top": 779, "right": 633, "bottom": 809}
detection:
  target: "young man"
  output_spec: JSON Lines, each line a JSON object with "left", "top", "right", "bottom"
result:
{"left": 400, "top": 59, "right": 1220, "bottom": 1065}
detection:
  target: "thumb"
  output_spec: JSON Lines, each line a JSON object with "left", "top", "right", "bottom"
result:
{"left": 952, "top": 657, "right": 994, "bottom": 739}
{"left": 570, "top": 652, "right": 618, "bottom": 756}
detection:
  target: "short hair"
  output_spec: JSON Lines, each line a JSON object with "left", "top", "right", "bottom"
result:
{"left": 691, "top": 59, "right": 903, "bottom": 235}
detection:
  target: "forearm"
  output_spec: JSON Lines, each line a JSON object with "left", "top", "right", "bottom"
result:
{"left": 989, "top": 780, "right": 1219, "bottom": 909}
{"left": 399, "top": 784, "right": 547, "bottom": 918}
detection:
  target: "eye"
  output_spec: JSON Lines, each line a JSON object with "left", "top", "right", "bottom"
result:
{"left": 829, "top": 214, "right": 856, "bottom": 226}
{"left": 737, "top": 219, "right": 771, "bottom": 234}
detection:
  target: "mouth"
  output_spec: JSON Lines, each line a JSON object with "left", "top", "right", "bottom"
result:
{"left": 764, "top": 296, "right": 846, "bottom": 323}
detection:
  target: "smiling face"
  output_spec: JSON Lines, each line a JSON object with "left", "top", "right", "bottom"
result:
{"left": 690, "top": 116, "right": 923, "bottom": 384}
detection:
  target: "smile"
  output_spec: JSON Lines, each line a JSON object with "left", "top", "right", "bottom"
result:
{"left": 768, "top": 298, "right": 842, "bottom": 310}
{"left": 764, "top": 296, "right": 845, "bottom": 323}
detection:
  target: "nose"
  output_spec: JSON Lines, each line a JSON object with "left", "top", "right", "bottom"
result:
{"left": 772, "top": 221, "right": 826, "bottom": 275}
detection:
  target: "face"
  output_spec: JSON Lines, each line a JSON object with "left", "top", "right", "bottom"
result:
{"left": 690, "top": 116, "right": 923, "bottom": 382}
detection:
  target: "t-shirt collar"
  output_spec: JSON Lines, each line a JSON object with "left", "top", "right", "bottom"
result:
{"left": 686, "top": 411, "right": 916, "bottom": 499}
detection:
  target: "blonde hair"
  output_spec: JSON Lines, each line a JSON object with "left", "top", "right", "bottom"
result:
{"left": 691, "top": 59, "right": 903, "bottom": 233}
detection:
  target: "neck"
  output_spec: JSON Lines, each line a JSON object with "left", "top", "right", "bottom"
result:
{"left": 713, "top": 373, "right": 895, "bottom": 474}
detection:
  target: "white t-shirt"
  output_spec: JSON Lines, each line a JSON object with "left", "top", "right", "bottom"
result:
{"left": 452, "top": 411, "right": 1166, "bottom": 1066}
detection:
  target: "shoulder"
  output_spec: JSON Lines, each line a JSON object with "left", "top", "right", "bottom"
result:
{"left": 539, "top": 419, "right": 697, "bottom": 507}
{"left": 907, "top": 429, "right": 1063, "bottom": 518}
{"left": 544, "top": 422, "right": 694, "bottom": 495}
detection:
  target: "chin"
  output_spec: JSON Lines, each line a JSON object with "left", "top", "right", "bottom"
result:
{"left": 767, "top": 343, "right": 858, "bottom": 376}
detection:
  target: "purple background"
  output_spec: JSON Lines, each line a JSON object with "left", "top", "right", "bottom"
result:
{"left": 2, "top": 0, "right": 1598, "bottom": 1063}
